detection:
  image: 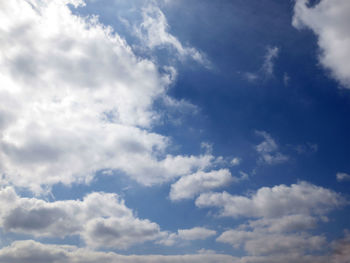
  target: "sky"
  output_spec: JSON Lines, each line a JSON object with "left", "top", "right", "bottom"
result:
{"left": 0, "top": 0, "right": 350, "bottom": 262}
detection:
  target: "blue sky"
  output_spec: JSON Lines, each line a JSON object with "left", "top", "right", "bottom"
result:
{"left": 0, "top": 0, "right": 350, "bottom": 262}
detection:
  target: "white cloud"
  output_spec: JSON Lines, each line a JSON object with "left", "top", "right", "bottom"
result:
{"left": 231, "top": 157, "right": 241, "bottom": 166}
{"left": 196, "top": 181, "right": 344, "bottom": 260}
{"left": 195, "top": 181, "right": 344, "bottom": 218}
{"left": 136, "top": 4, "right": 208, "bottom": 65}
{"left": 177, "top": 227, "right": 217, "bottom": 240}
{"left": 0, "top": 187, "right": 165, "bottom": 249}
{"left": 261, "top": 46, "right": 279, "bottom": 77}
{"left": 169, "top": 169, "right": 235, "bottom": 201}
{"left": 336, "top": 172, "right": 350, "bottom": 182}
{"left": 243, "top": 46, "right": 279, "bottom": 82}
{"left": 0, "top": 240, "right": 240, "bottom": 263}
{"left": 160, "top": 227, "right": 217, "bottom": 246}
{"left": 0, "top": 0, "right": 220, "bottom": 193}
{"left": 218, "top": 230, "right": 326, "bottom": 256}
{"left": 255, "top": 131, "right": 289, "bottom": 165}
{"left": 293, "top": 0, "right": 350, "bottom": 88}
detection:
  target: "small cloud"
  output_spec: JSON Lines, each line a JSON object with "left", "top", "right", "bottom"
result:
{"left": 231, "top": 157, "right": 241, "bottom": 166}
{"left": 337, "top": 172, "right": 350, "bottom": 182}
{"left": 239, "top": 171, "right": 249, "bottom": 181}
{"left": 255, "top": 131, "right": 289, "bottom": 165}
{"left": 242, "top": 46, "right": 280, "bottom": 83}
{"left": 262, "top": 46, "right": 279, "bottom": 77}
{"left": 283, "top": 73, "right": 290, "bottom": 86}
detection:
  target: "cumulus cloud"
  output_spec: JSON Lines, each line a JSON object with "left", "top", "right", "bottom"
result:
{"left": 255, "top": 131, "right": 289, "bottom": 165}
{"left": 337, "top": 172, "right": 350, "bottom": 182}
{"left": 0, "top": 239, "right": 336, "bottom": 263}
{"left": 293, "top": 0, "right": 350, "bottom": 88}
{"left": 160, "top": 227, "right": 217, "bottom": 246}
{"left": 0, "top": 0, "right": 220, "bottom": 193}
{"left": 195, "top": 181, "right": 344, "bottom": 218}
{"left": 169, "top": 169, "right": 235, "bottom": 201}
{"left": 0, "top": 187, "right": 165, "bottom": 249}
{"left": 218, "top": 230, "right": 326, "bottom": 256}
{"left": 195, "top": 181, "right": 345, "bottom": 260}
{"left": 0, "top": 240, "right": 239, "bottom": 263}
{"left": 231, "top": 157, "right": 241, "bottom": 166}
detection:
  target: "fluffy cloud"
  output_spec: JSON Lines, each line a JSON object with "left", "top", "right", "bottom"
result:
{"left": 337, "top": 172, "right": 350, "bottom": 182}
{"left": 0, "top": 239, "right": 336, "bottom": 263}
{"left": 255, "top": 131, "right": 289, "bottom": 165}
{"left": 218, "top": 230, "right": 326, "bottom": 256}
{"left": 169, "top": 169, "right": 235, "bottom": 201}
{"left": 0, "top": 187, "right": 164, "bottom": 249}
{"left": 160, "top": 227, "right": 217, "bottom": 246}
{"left": 0, "top": 240, "right": 239, "bottom": 263}
{"left": 177, "top": 227, "right": 217, "bottom": 240}
{"left": 196, "top": 181, "right": 345, "bottom": 260}
{"left": 0, "top": 0, "right": 220, "bottom": 193}
{"left": 293, "top": 0, "right": 350, "bottom": 88}
{"left": 195, "top": 181, "right": 344, "bottom": 218}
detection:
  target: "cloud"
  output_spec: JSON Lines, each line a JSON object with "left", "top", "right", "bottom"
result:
{"left": 169, "top": 169, "right": 235, "bottom": 201}
{"left": 243, "top": 46, "right": 279, "bottom": 82}
{"left": 231, "top": 157, "right": 241, "bottom": 166}
{"left": 177, "top": 227, "right": 217, "bottom": 240}
{"left": 0, "top": 187, "right": 166, "bottom": 249}
{"left": 160, "top": 227, "right": 217, "bottom": 246}
{"left": 0, "top": 0, "right": 220, "bottom": 193}
{"left": 331, "top": 231, "right": 350, "bottom": 263}
{"left": 255, "top": 131, "right": 289, "bottom": 165}
{"left": 261, "top": 46, "right": 279, "bottom": 77}
{"left": 196, "top": 181, "right": 345, "bottom": 260}
{"left": 0, "top": 240, "right": 240, "bottom": 263}
{"left": 337, "top": 172, "right": 350, "bottom": 182}
{"left": 135, "top": 4, "right": 209, "bottom": 65}
{"left": 293, "top": 0, "right": 350, "bottom": 88}
{"left": 218, "top": 230, "right": 326, "bottom": 256}
{"left": 195, "top": 181, "right": 344, "bottom": 218}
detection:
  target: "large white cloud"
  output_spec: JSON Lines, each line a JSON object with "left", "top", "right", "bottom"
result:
{"left": 0, "top": 240, "right": 240, "bottom": 263}
{"left": 0, "top": 0, "right": 219, "bottom": 193}
{"left": 293, "top": 0, "right": 350, "bottom": 88}
{"left": 0, "top": 187, "right": 166, "bottom": 249}
{"left": 0, "top": 239, "right": 336, "bottom": 263}
{"left": 195, "top": 181, "right": 345, "bottom": 259}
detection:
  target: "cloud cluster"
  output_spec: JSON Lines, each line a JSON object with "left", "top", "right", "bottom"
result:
{"left": 196, "top": 182, "right": 345, "bottom": 259}
{"left": 196, "top": 181, "right": 344, "bottom": 218}
{"left": 0, "top": 240, "right": 239, "bottom": 263}
{"left": 0, "top": 0, "right": 219, "bottom": 193}
{"left": 0, "top": 187, "right": 165, "bottom": 249}
{"left": 293, "top": 0, "right": 350, "bottom": 88}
